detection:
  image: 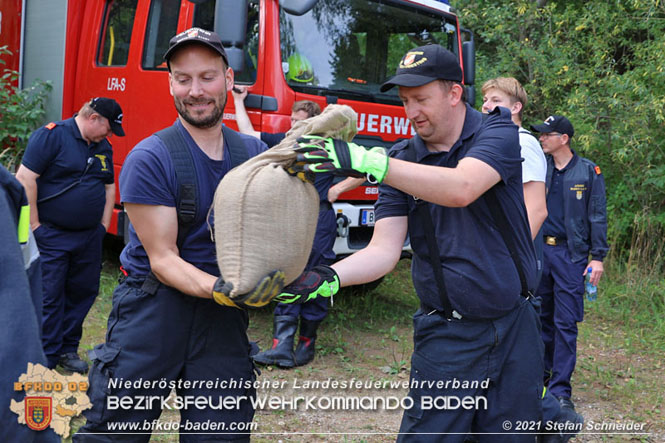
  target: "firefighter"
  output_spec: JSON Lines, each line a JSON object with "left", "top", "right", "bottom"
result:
{"left": 531, "top": 115, "right": 608, "bottom": 413}
{"left": 280, "top": 44, "right": 545, "bottom": 441}
{"left": 74, "top": 28, "right": 279, "bottom": 441}
{"left": 16, "top": 97, "right": 123, "bottom": 374}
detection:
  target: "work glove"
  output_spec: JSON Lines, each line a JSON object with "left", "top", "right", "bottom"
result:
{"left": 274, "top": 265, "right": 340, "bottom": 304}
{"left": 285, "top": 163, "right": 315, "bottom": 184}
{"left": 212, "top": 270, "right": 286, "bottom": 309}
{"left": 289, "top": 136, "right": 389, "bottom": 183}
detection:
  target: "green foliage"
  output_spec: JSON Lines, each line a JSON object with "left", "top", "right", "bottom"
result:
{"left": 457, "top": 0, "right": 665, "bottom": 264}
{"left": 0, "top": 45, "right": 52, "bottom": 171}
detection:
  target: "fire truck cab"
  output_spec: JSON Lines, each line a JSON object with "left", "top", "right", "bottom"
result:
{"left": 14, "top": 0, "right": 475, "bottom": 256}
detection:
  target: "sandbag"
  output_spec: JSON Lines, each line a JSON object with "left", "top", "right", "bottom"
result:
{"left": 214, "top": 104, "right": 358, "bottom": 298}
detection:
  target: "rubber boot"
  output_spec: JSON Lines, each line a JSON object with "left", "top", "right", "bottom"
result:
{"left": 294, "top": 318, "right": 321, "bottom": 367}
{"left": 252, "top": 315, "right": 297, "bottom": 368}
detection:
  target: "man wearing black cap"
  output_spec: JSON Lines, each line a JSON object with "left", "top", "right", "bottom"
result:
{"left": 75, "top": 28, "right": 272, "bottom": 441}
{"left": 15, "top": 97, "right": 124, "bottom": 374}
{"left": 531, "top": 115, "right": 608, "bottom": 413}
{"left": 279, "top": 44, "right": 544, "bottom": 440}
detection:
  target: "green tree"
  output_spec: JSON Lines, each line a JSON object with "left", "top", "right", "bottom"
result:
{"left": 457, "top": 0, "right": 665, "bottom": 265}
{"left": 0, "top": 46, "right": 52, "bottom": 172}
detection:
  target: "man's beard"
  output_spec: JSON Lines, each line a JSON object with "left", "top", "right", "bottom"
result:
{"left": 174, "top": 95, "right": 226, "bottom": 129}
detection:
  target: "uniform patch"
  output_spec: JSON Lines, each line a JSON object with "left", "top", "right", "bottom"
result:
{"left": 594, "top": 165, "right": 601, "bottom": 175}
{"left": 45, "top": 122, "right": 56, "bottom": 130}
{"left": 95, "top": 154, "right": 109, "bottom": 171}
{"left": 25, "top": 397, "right": 52, "bottom": 431}
{"left": 570, "top": 184, "right": 587, "bottom": 200}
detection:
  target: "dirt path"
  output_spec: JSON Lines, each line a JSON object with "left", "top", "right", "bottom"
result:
{"left": 245, "top": 313, "right": 663, "bottom": 442}
{"left": 70, "top": 256, "right": 663, "bottom": 442}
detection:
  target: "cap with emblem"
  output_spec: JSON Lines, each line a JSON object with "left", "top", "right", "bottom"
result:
{"left": 163, "top": 27, "right": 228, "bottom": 68}
{"left": 530, "top": 115, "right": 574, "bottom": 138}
{"left": 89, "top": 97, "right": 125, "bottom": 137}
{"left": 380, "top": 44, "right": 463, "bottom": 92}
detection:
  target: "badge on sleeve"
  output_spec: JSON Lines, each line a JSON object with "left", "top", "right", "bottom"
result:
{"left": 45, "top": 122, "right": 56, "bottom": 130}
{"left": 594, "top": 166, "right": 602, "bottom": 175}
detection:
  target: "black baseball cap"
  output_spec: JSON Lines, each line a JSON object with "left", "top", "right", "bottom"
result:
{"left": 163, "top": 27, "right": 228, "bottom": 67}
{"left": 530, "top": 115, "right": 574, "bottom": 138}
{"left": 90, "top": 97, "right": 125, "bottom": 137}
{"left": 380, "top": 44, "right": 463, "bottom": 92}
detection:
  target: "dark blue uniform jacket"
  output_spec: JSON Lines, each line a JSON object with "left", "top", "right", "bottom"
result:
{"left": 545, "top": 152, "right": 608, "bottom": 262}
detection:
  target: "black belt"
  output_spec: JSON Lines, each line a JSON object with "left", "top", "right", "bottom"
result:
{"left": 319, "top": 200, "right": 332, "bottom": 212}
{"left": 544, "top": 235, "right": 566, "bottom": 246}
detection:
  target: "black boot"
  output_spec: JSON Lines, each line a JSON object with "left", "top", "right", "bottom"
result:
{"left": 252, "top": 315, "right": 297, "bottom": 368}
{"left": 294, "top": 318, "right": 321, "bottom": 367}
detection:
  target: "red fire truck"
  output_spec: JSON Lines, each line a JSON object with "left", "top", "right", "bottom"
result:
{"left": 3, "top": 0, "right": 475, "bottom": 255}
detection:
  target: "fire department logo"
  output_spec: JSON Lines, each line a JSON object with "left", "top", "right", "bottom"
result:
{"left": 25, "top": 397, "right": 52, "bottom": 431}
{"left": 571, "top": 183, "right": 587, "bottom": 200}
{"left": 11, "top": 363, "right": 92, "bottom": 437}
{"left": 187, "top": 28, "right": 200, "bottom": 38}
{"left": 95, "top": 154, "right": 109, "bottom": 171}
{"left": 400, "top": 51, "right": 426, "bottom": 68}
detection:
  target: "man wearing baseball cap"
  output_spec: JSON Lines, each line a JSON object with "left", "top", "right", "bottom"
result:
{"left": 280, "top": 44, "right": 544, "bottom": 440}
{"left": 89, "top": 97, "right": 125, "bottom": 137}
{"left": 75, "top": 28, "right": 273, "bottom": 441}
{"left": 531, "top": 115, "right": 608, "bottom": 414}
{"left": 15, "top": 97, "right": 124, "bottom": 375}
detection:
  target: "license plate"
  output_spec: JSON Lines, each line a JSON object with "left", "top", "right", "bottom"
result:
{"left": 360, "top": 209, "right": 375, "bottom": 226}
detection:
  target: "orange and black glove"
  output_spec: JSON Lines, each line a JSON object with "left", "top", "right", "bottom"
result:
{"left": 212, "top": 270, "right": 286, "bottom": 309}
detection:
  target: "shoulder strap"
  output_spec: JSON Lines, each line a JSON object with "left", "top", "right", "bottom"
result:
{"left": 404, "top": 138, "right": 457, "bottom": 319}
{"left": 484, "top": 188, "right": 531, "bottom": 298}
{"left": 141, "top": 125, "right": 199, "bottom": 295}
{"left": 221, "top": 125, "right": 249, "bottom": 167}
{"left": 155, "top": 125, "right": 197, "bottom": 245}
{"left": 143, "top": 125, "right": 250, "bottom": 295}
{"left": 405, "top": 114, "right": 530, "bottom": 317}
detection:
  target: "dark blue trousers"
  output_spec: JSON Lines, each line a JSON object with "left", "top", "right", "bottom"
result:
{"left": 0, "top": 192, "right": 59, "bottom": 443}
{"left": 536, "top": 243, "right": 586, "bottom": 399}
{"left": 74, "top": 278, "right": 256, "bottom": 442}
{"left": 274, "top": 208, "right": 336, "bottom": 322}
{"left": 35, "top": 223, "right": 105, "bottom": 367}
{"left": 397, "top": 297, "right": 543, "bottom": 442}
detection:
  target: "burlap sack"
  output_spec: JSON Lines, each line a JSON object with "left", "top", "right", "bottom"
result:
{"left": 214, "top": 104, "right": 357, "bottom": 297}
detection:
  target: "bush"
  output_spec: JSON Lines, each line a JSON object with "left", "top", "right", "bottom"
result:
{"left": 456, "top": 0, "right": 665, "bottom": 268}
{"left": 0, "top": 45, "right": 52, "bottom": 171}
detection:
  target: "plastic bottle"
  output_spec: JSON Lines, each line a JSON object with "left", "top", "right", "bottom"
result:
{"left": 584, "top": 267, "right": 597, "bottom": 301}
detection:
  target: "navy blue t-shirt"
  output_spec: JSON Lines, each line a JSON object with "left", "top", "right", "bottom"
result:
{"left": 22, "top": 117, "right": 114, "bottom": 230}
{"left": 375, "top": 105, "right": 536, "bottom": 319}
{"left": 119, "top": 120, "right": 267, "bottom": 277}
{"left": 542, "top": 158, "right": 575, "bottom": 239}
{"left": 260, "top": 132, "right": 286, "bottom": 149}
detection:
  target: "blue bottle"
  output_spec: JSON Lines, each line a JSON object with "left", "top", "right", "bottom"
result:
{"left": 585, "top": 267, "right": 597, "bottom": 301}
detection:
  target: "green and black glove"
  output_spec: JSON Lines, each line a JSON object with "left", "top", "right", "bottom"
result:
{"left": 289, "top": 136, "right": 389, "bottom": 183}
{"left": 274, "top": 265, "right": 340, "bottom": 304}
{"left": 212, "top": 270, "right": 286, "bottom": 309}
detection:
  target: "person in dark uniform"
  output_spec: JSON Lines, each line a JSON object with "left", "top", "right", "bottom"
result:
{"left": 232, "top": 86, "right": 321, "bottom": 149}
{"left": 16, "top": 97, "right": 124, "bottom": 374}
{"left": 279, "top": 44, "right": 545, "bottom": 441}
{"left": 531, "top": 115, "right": 608, "bottom": 413}
{"left": 0, "top": 165, "right": 60, "bottom": 443}
{"left": 232, "top": 87, "right": 361, "bottom": 367}
{"left": 74, "top": 28, "right": 279, "bottom": 441}
{"left": 482, "top": 80, "right": 584, "bottom": 443}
